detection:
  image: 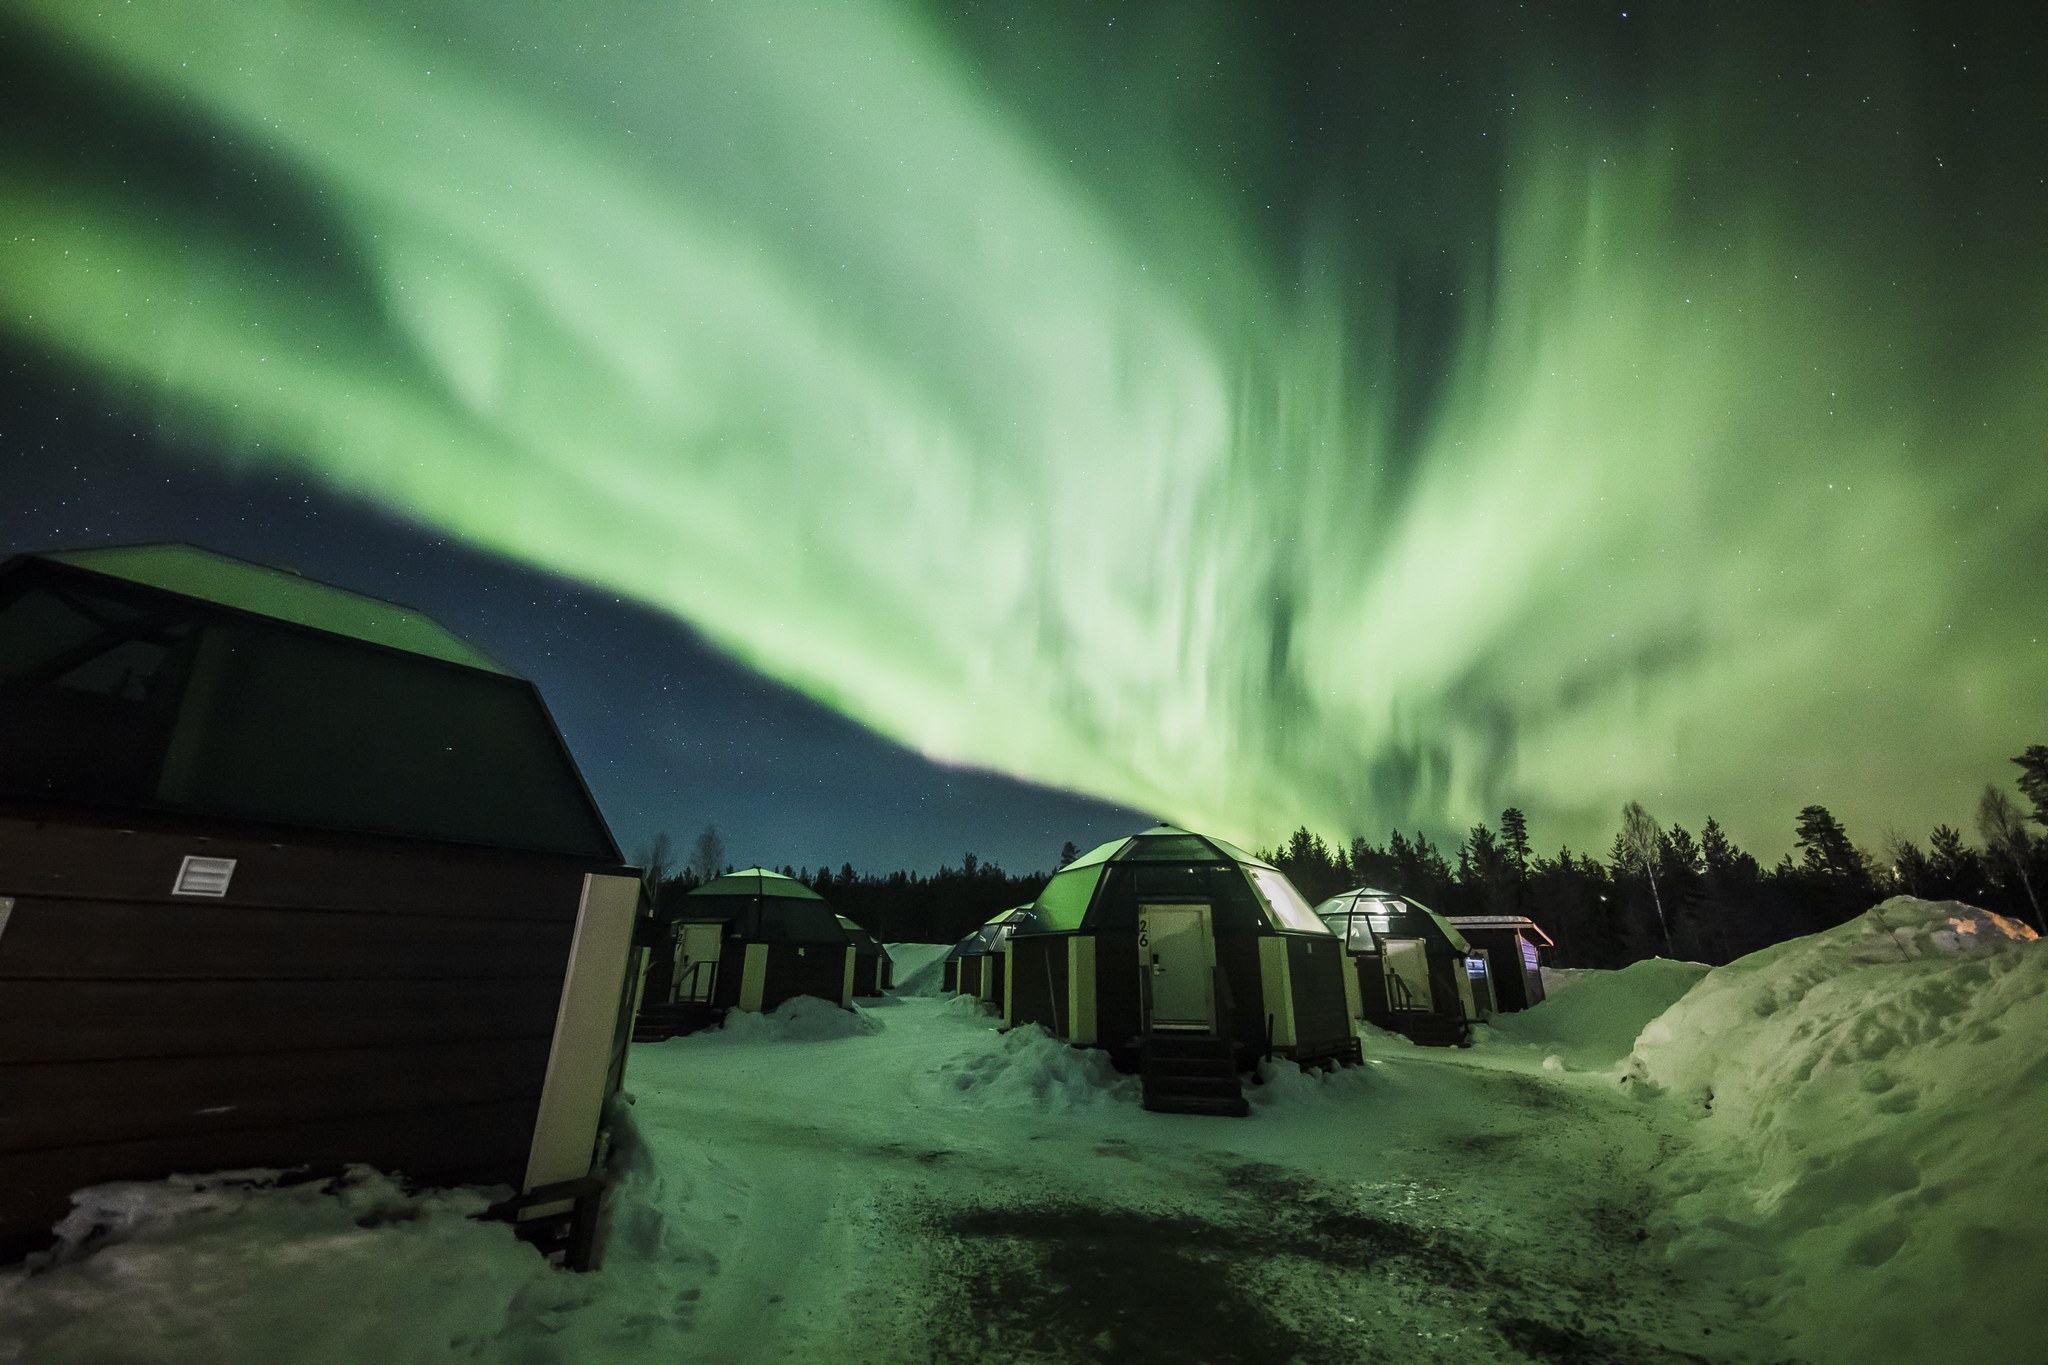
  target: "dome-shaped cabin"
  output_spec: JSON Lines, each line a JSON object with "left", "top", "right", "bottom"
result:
{"left": 1006, "top": 826, "right": 1361, "bottom": 1069}
{"left": 1315, "top": 888, "right": 1488, "bottom": 1046}
{"left": 836, "top": 915, "right": 895, "bottom": 996}
{"left": 942, "top": 905, "right": 1031, "bottom": 1009}
{"left": 637, "top": 868, "right": 854, "bottom": 1037}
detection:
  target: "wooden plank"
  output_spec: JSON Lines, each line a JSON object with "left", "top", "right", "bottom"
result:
{"left": 1287, "top": 935, "right": 1353, "bottom": 1048}
{"left": 0, "top": 1036, "right": 555, "bottom": 1154}
{"left": 0, "top": 897, "right": 574, "bottom": 981}
{"left": 0, "top": 1097, "right": 537, "bottom": 1260}
{"left": 0, "top": 978, "right": 564, "bottom": 1064}
{"left": 0, "top": 815, "right": 591, "bottom": 920}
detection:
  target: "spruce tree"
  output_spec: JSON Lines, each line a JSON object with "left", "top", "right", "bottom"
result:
{"left": 2014, "top": 745, "right": 2048, "bottom": 827}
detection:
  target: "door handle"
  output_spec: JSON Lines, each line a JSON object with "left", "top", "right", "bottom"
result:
{"left": 1151, "top": 954, "right": 1164, "bottom": 975}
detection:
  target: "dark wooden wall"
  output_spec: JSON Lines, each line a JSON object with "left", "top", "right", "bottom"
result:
{"left": 0, "top": 811, "right": 594, "bottom": 1259}
{"left": 1285, "top": 935, "right": 1353, "bottom": 1054}
{"left": 1006, "top": 935, "right": 1067, "bottom": 1036}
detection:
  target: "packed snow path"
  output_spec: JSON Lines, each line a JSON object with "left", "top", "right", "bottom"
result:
{"left": 616, "top": 991, "right": 1762, "bottom": 1364}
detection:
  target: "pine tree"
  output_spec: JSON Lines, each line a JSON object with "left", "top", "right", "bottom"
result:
{"left": 2014, "top": 745, "right": 2048, "bottom": 827}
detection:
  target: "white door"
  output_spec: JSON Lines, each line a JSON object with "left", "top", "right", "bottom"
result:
{"left": 1138, "top": 903, "right": 1215, "bottom": 1031}
{"left": 676, "top": 922, "right": 724, "bottom": 1003}
{"left": 1382, "top": 938, "right": 1432, "bottom": 1013}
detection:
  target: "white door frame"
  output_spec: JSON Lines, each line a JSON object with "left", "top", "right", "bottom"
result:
{"left": 1137, "top": 902, "right": 1216, "bottom": 1032}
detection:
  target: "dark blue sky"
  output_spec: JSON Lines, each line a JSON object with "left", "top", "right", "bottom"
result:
{"left": 0, "top": 354, "right": 1147, "bottom": 874}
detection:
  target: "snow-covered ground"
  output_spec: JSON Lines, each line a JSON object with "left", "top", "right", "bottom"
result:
{"left": 3, "top": 900, "right": 2041, "bottom": 1363}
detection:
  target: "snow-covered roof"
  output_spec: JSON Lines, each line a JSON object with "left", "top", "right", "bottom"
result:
{"left": 1446, "top": 915, "right": 1555, "bottom": 947}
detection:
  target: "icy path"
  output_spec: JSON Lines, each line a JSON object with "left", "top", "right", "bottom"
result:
{"left": 612, "top": 993, "right": 1773, "bottom": 1363}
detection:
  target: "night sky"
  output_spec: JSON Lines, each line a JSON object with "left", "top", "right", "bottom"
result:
{"left": 2, "top": 2, "right": 2043, "bottom": 869}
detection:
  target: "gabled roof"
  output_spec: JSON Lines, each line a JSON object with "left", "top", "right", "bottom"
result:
{"left": 43, "top": 543, "right": 506, "bottom": 674}
{"left": 1447, "top": 915, "right": 1556, "bottom": 947}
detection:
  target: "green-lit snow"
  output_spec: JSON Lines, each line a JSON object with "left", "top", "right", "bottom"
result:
{"left": 3, "top": 899, "right": 2043, "bottom": 1364}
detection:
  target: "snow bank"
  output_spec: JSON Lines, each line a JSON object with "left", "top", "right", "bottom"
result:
{"left": 1248, "top": 1056, "right": 1373, "bottom": 1109}
{"left": 885, "top": 941, "right": 954, "bottom": 996}
{"left": 0, "top": 1168, "right": 550, "bottom": 1365}
{"left": 707, "top": 994, "right": 882, "bottom": 1042}
{"left": 927, "top": 1021, "right": 1138, "bottom": 1110}
{"left": 1626, "top": 898, "right": 2048, "bottom": 1365}
{"left": 1485, "top": 958, "right": 1710, "bottom": 1071}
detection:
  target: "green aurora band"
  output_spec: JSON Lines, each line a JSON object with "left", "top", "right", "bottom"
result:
{"left": 2, "top": 2, "right": 2043, "bottom": 855}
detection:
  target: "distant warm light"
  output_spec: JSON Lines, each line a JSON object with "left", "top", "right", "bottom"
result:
{"left": 1, "top": 2, "right": 2041, "bottom": 853}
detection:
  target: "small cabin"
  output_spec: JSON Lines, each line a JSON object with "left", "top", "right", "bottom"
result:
{"left": 0, "top": 545, "right": 641, "bottom": 1263}
{"left": 1007, "top": 826, "right": 1360, "bottom": 1069}
{"left": 942, "top": 906, "right": 1031, "bottom": 1010}
{"left": 636, "top": 869, "right": 853, "bottom": 1037}
{"left": 1316, "top": 888, "right": 1487, "bottom": 1047}
{"left": 836, "top": 915, "right": 895, "bottom": 997}
{"left": 1447, "top": 915, "right": 1553, "bottom": 1012}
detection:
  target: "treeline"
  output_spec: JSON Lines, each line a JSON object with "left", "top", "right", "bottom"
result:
{"left": 640, "top": 746, "right": 2046, "bottom": 966}
{"left": 1258, "top": 744, "right": 2047, "bottom": 968}
{"left": 640, "top": 833, "right": 1050, "bottom": 947}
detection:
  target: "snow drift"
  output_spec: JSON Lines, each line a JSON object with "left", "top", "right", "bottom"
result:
{"left": 1484, "top": 957, "right": 1710, "bottom": 1071}
{"left": 1626, "top": 897, "right": 2047, "bottom": 1365}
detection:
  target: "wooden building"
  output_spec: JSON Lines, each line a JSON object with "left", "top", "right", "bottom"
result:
{"left": 1005, "top": 827, "right": 1361, "bottom": 1070}
{"left": 636, "top": 869, "right": 853, "bottom": 1037}
{"left": 1447, "top": 915, "right": 1553, "bottom": 1012}
{"left": 1315, "top": 888, "right": 1487, "bottom": 1046}
{"left": 942, "top": 906, "right": 1031, "bottom": 1010}
{"left": 836, "top": 915, "right": 895, "bottom": 997}
{"left": 0, "top": 545, "right": 642, "bottom": 1262}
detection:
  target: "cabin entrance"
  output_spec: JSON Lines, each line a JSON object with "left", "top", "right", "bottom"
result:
{"left": 1138, "top": 902, "right": 1215, "bottom": 1032}
{"left": 674, "top": 921, "right": 724, "bottom": 1003}
{"left": 1382, "top": 938, "right": 1432, "bottom": 1013}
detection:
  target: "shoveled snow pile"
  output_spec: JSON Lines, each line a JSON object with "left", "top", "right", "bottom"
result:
{"left": 0, "top": 1168, "right": 560, "bottom": 1365}
{"left": 1483, "top": 957, "right": 1710, "bottom": 1071}
{"left": 1626, "top": 897, "right": 2048, "bottom": 1365}
{"left": 925, "top": 1014, "right": 1138, "bottom": 1110}
{"left": 883, "top": 941, "right": 954, "bottom": 996}
{"left": 703, "top": 994, "right": 882, "bottom": 1042}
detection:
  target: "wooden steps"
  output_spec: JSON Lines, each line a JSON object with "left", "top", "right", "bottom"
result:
{"left": 1139, "top": 1032, "right": 1249, "bottom": 1117}
{"left": 632, "top": 1000, "right": 723, "bottom": 1042}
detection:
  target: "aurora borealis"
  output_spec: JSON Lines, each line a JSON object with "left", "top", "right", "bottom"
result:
{"left": 2, "top": 2, "right": 2043, "bottom": 857}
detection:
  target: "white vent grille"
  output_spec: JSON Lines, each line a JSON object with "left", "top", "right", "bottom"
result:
{"left": 172, "top": 856, "right": 237, "bottom": 898}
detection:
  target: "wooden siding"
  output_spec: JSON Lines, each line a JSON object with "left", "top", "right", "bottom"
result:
{"left": 1006, "top": 936, "right": 1066, "bottom": 1037}
{"left": 0, "top": 813, "right": 599, "bottom": 1258}
{"left": 1285, "top": 935, "right": 1354, "bottom": 1053}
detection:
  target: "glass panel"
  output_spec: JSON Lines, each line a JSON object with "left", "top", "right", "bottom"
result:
{"left": 1060, "top": 836, "right": 1126, "bottom": 871}
{"left": 1028, "top": 862, "right": 1104, "bottom": 931}
{"left": 52, "top": 545, "right": 506, "bottom": 674}
{"left": 1123, "top": 834, "right": 1217, "bottom": 862}
{"left": 1244, "top": 865, "right": 1331, "bottom": 933}
{"left": 1205, "top": 836, "right": 1262, "bottom": 866}
{"left": 167, "top": 621, "right": 614, "bottom": 856}
{"left": 0, "top": 580, "right": 197, "bottom": 807}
